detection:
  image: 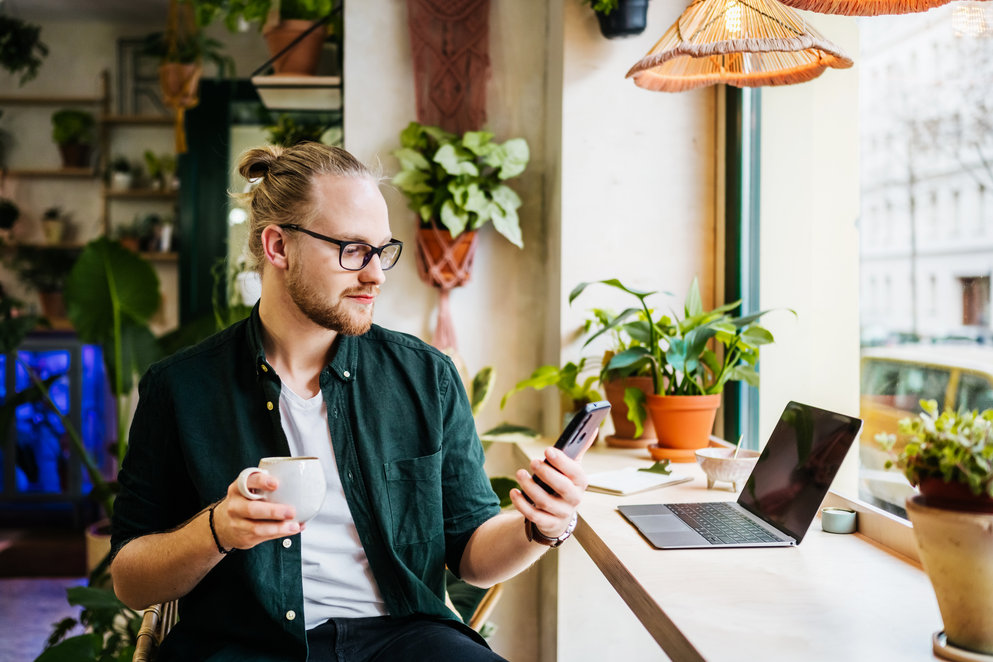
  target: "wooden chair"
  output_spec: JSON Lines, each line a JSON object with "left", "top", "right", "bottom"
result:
{"left": 131, "top": 584, "right": 501, "bottom": 661}
{"left": 133, "top": 600, "right": 179, "bottom": 662}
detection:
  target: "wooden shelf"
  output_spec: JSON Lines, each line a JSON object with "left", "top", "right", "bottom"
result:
{"left": 104, "top": 189, "right": 178, "bottom": 200}
{"left": 0, "top": 94, "right": 104, "bottom": 106}
{"left": 5, "top": 168, "right": 97, "bottom": 178}
{"left": 102, "top": 115, "right": 174, "bottom": 126}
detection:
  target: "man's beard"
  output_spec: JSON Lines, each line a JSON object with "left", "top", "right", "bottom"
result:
{"left": 286, "top": 261, "right": 375, "bottom": 336}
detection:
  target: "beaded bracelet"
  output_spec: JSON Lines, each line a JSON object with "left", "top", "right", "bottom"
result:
{"left": 208, "top": 502, "right": 232, "bottom": 555}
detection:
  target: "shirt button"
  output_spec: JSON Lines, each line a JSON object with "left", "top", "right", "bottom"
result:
{"left": 285, "top": 610, "right": 296, "bottom": 621}
{"left": 282, "top": 538, "right": 292, "bottom": 548}
{"left": 267, "top": 401, "right": 274, "bottom": 411}
{"left": 343, "top": 370, "right": 351, "bottom": 378}
{"left": 260, "top": 364, "right": 268, "bottom": 373}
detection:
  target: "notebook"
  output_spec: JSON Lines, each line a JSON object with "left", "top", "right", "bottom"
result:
{"left": 587, "top": 467, "right": 692, "bottom": 496}
{"left": 617, "top": 401, "right": 863, "bottom": 549}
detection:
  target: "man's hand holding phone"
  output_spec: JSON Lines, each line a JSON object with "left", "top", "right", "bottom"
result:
{"left": 510, "top": 401, "right": 609, "bottom": 541}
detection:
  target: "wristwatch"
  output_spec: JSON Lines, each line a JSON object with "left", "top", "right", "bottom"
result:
{"left": 525, "top": 513, "right": 578, "bottom": 548}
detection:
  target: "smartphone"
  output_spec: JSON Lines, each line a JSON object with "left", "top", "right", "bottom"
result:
{"left": 532, "top": 400, "right": 611, "bottom": 495}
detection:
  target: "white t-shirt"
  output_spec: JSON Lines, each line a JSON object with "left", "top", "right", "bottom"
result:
{"left": 279, "top": 386, "right": 387, "bottom": 628}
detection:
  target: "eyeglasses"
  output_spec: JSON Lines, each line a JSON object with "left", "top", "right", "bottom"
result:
{"left": 278, "top": 224, "right": 403, "bottom": 271}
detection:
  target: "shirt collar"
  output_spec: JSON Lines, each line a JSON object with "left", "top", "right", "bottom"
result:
{"left": 246, "top": 302, "right": 358, "bottom": 383}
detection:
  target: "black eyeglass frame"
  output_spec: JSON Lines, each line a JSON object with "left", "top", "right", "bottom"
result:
{"left": 278, "top": 223, "right": 403, "bottom": 271}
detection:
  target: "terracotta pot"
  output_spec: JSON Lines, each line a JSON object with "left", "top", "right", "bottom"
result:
{"left": 415, "top": 227, "right": 478, "bottom": 289}
{"left": 159, "top": 62, "right": 202, "bottom": 109}
{"left": 906, "top": 495, "right": 993, "bottom": 654}
{"left": 263, "top": 19, "right": 326, "bottom": 75}
{"left": 603, "top": 376, "right": 656, "bottom": 447}
{"left": 38, "top": 291, "right": 67, "bottom": 321}
{"left": 645, "top": 393, "right": 721, "bottom": 462}
{"left": 918, "top": 477, "right": 993, "bottom": 513}
{"left": 57, "top": 143, "right": 92, "bottom": 169}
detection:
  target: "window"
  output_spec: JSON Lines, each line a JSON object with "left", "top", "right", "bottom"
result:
{"left": 858, "top": 4, "right": 993, "bottom": 516}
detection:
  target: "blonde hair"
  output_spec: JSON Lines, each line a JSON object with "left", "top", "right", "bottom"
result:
{"left": 235, "top": 143, "right": 375, "bottom": 274}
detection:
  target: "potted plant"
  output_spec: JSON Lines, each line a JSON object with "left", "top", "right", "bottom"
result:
{"left": 184, "top": 0, "right": 336, "bottom": 75}
{"left": 41, "top": 206, "right": 67, "bottom": 244}
{"left": 880, "top": 401, "right": 993, "bottom": 655}
{"left": 581, "top": 0, "right": 651, "bottom": 39}
{"left": 109, "top": 156, "right": 134, "bottom": 191}
{"left": 114, "top": 217, "right": 144, "bottom": 252}
{"left": 571, "top": 277, "right": 787, "bottom": 461}
{"left": 584, "top": 307, "right": 657, "bottom": 447}
{"left": 392, "top": 121, "right": 530, "bottom": 288}
{"left": 0, "top": 15, "right": 49, "bottom": 86}
{"left": 142, "top": 27, "right": 235, "bottom": 111}
{"left": 51, "top": 109, "right": 95, "bottom": 169}
{"left": 7, "top": 244, "right": 77, "bottom": 323}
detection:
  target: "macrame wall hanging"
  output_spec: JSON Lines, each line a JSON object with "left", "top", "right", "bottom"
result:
{"left": 159, "top": 0, "right": 202, "bottom": 153}
{"left": 406, "top": 0, "right": 491, "bottom": 352}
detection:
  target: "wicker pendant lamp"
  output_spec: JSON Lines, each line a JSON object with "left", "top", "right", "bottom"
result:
{"left": 777, "top": 0, "right": 952, "bottom": 16}
{"left": 626, "top": 0, "right": 853, "bottom": 92}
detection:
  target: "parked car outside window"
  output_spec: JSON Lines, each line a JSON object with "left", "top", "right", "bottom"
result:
{"left": 859, "top": 345, "right": 993, "bottom": 516}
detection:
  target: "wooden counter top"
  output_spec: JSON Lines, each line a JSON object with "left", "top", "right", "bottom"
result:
{"left": 513, "top": 438, "right": 942, "bottom": 661}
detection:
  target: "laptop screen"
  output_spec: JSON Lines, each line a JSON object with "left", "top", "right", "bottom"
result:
{"left": 737, "top": 401, "right": 863, "bottom": 543}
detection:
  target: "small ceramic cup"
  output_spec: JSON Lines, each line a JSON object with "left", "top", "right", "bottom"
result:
{"left": 236, "top": 456, "right": 326, "bottom": 523}
{"left": 821, "top": 507, "right": 857, "bottom": 534}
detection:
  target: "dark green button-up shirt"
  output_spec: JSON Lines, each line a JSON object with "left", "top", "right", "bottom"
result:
{"left": 112, "top": 306, "right": 500, "bottom": 661}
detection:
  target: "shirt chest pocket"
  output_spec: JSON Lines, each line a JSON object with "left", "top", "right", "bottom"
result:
{"left": 384, "top": 451, "right": 443, "bottom": 546}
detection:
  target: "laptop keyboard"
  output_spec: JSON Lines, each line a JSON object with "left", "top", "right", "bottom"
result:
{"left": 668, "top": 502, "right": 782, "bottom": 544}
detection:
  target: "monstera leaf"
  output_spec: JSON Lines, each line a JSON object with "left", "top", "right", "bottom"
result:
{"left": 65, "top": 238, "right": 161, "bottom": 394}
{"left": 65, "top": 238, "right": 162, "bottom": 464}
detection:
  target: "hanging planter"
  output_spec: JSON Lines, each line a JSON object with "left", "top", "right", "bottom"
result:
{"left": 392, "top": 121, "right": 530, "bottom": 351}
{"left": 590, "top": 0, "right": 650, "bottom": 39}
{"left": 414, "top": 226, "right": 479, "bottom": 290}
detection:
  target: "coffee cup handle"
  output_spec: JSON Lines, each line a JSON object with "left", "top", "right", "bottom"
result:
{"left": 236, "top": 467, "right": 269, "bottom": 500}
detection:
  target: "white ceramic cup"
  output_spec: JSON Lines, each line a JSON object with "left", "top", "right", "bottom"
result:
{"left": 236, "top": 456, "right": 326, "bottom": 523}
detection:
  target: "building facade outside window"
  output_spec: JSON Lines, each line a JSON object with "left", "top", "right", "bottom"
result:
{"left": 858, "top": 2, "right": 993, "bottom": 516}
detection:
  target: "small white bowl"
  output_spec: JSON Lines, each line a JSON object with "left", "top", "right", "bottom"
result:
{"left": 695, "top": 447, "right": 761, "bottom": 491}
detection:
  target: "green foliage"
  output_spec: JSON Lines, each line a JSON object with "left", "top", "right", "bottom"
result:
{"left": 6, "top": 245, "right": 77, "bottom": 293}
{"left": 0, "top": 15, "right": 49, "bottom": 86}
{"left": 140, "top": 30, "right": 235, "bottom": 77}
{"left": 0, "top": 197, "right": 19, "bottom": 229}
{"left": 34, "top": 586, "right": 141, "bottom": 662}
{"left": 65, "top": 238, "right": 163, "bottom": 467}
{"left": 182, "top": 0, "right": 335, "bottom": 32}
{"left": 500, "top": 358, "right": 601, "bottom": 412}
{"left": 265, "top": 113, "right": 328, "bottom": 147}
{"left": 391, "top": 121, "right": 530, "bottom": 249}
{"left": 571, "top": 277, "right": 789, "bottom": 397}
{"left": 879, "top": 400, "right": 993, "bottom": 498}
{"left": 51, "top": 109, "right": 95, "bottom": 146}
{"left": 638, "top": 460, "right": 673, "bottom": 475}
{"left": 110, "top": 156, "right": 131, "bottom": 173}
{"left": 469, "top": 366, "right": 496, "bottom": 418}
{"left": 581, "top": 0, "right": 620, "bottom": 14}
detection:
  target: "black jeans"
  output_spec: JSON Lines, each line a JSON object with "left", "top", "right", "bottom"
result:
{"left": 306, "top": 615, "right": 508, "bottom": 662}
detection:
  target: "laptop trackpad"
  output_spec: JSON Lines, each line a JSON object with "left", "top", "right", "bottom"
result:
{"left": 627, "top": 513, "right": 689, "bottom": 533}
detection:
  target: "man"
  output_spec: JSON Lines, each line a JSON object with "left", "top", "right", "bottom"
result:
{"left": 110, "top": 142, "right": 589, "bottom": 661}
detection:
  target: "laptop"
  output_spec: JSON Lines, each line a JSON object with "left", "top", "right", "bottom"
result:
{"left": 618, "top": 401, "right": 863, "bottom": 549}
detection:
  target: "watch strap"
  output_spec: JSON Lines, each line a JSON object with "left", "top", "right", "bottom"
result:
{"left": 525, "top": 513, "right": 578, "bottom": 548}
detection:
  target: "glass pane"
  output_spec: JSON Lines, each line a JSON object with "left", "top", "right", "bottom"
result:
{"left": 14, "top": 350, "right": 71, "bottom": 495}
{"left": 858, "top": 4, "right": 993, "bottom": 518}
{"left": 956, "top": 372, "right": 993, "bottom": 412}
